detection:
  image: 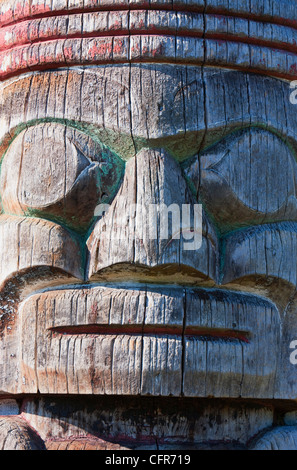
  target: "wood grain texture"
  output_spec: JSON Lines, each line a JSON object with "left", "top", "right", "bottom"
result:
{"left": 1, "top": 1, "right": 297, "bottom": 80}
{"left": 0, "top": 214, "right": 84, "bottom": 284}
{"left": 250, "top": 426, "right": 297, "bottom": 450}
{"left": 45, "top": 439, "right": 130, "bottom": 450}
{"left": 15, "top": 285, "right": 280, "bottom": 398}
{"left": 1, "top": 10, "right": 297, "bottom": 57}
{"left": 1, "top": 0, "right": 297, "bottom": 28}
{"left": 183, "top": 128, "right": 297, "bottom": 232}
{"left": 0, "top": 417, "right": 45, "bottom": 450}
{"left": 1, "top": 66, "right": 296, "bottom": 162}
{"left": 0, "top": 0, "right": 296, "bottom": 451}
{"left": 20, "top": 396, "right": 275, "bottom": 448}
{"left": 0, "top": 122, "right": 124, "bottom": 232}
{"left": 87, "top": 148, "right": 218, "bottom": 280}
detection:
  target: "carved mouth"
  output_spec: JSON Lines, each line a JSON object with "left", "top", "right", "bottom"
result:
{"left": 49, "top": 324, "right": 251, "bottom": 344}
{"left": 23, "top": 283, "right": 274, "bottom": 345}
{"left": 18, "top": 284, "right": 281, "bottom": 397}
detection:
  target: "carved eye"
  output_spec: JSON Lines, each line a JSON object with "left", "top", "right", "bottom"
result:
{"left": 182, "top": 128, "right": 297, "bottom": 233}
{"left": 0, "top": 123, "right": 124, "bottom": 232}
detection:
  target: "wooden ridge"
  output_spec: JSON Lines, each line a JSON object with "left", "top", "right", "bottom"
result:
{"left": 0, "top": 3, "right": 297, "bottom": 80}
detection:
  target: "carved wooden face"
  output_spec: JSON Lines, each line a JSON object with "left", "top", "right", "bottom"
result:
{"left": 0, "top": 65, "right": 296, "bottom": 400}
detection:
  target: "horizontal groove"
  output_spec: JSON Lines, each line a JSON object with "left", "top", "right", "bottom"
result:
{"left": 1, "top": 29, "right": 297, "bottom": 57}
{"left": 49, "top": 324, "right": 251, "bottom": 343}
{"left": 1, "top": 35, "right": 297, "bottom": 82}
{"left": 1, "top": 4, "right": 297, "bottom": 31}
{"left": 0, "top": 60, "right": 294, "bottom": 84}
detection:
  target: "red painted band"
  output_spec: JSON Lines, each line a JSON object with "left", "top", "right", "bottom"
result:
{"left": 1, "top": 35, "right": 296, "bottom": 81}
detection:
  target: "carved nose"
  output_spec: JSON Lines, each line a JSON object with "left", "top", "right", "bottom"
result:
{"left": 86, "top": 148, "right": 218, "bottom": 282}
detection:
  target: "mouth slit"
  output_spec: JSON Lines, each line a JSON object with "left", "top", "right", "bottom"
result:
{"left": 49, "top": 325, "right": 250, "bottom": 343}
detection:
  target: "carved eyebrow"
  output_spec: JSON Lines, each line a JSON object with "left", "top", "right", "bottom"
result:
{"left": 1, "top": 68, "right": 296, "bottom": 161}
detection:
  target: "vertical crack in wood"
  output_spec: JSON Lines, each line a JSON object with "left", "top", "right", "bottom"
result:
{"left": 239, "top": 342, "right": 244, "bottom": 398}
{"left": 181, "top": 287, "right": 187, "bottom": 396}
{"left": 196, "top": 0, "right": 207, "bottom": 205}
{"left": 139, "top": 286, "right": 147, "bottom": 395}
{"left": 35, "top": 298, "right": 40, "bottom": 394}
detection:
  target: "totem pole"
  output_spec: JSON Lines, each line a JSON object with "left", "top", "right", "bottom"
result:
{"left": 0, "top": 0, "right": 296, "bottom": 451}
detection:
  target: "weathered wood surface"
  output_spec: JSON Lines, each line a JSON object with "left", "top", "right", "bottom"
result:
{"left": 19, "top": 396, "right": 275, "bottom": 449}
{"left": 0, "top": 123, "right": 124, "bottom": 232}
{"left": 87, "top": 147, "right": 218, "bottom": 278}
{"left": 0, "top": 0, "right": 296, "bottom": 451}
{"left": 16, "top": 285, "right": 280, "bottom": 398}
{"left": 0, "top": 417, "right": 45, "bottom": 450}
{"left": 1, "top": 1, "right": 297, "bottom": 80}
{"left": 1, "top": 66, "right": 297, "bottom": 162}
{"left": 45, "top": 439, "right": 130, "bottom": 450}
{"left": 250, "top": 427, "right": 297, "bottom": 451}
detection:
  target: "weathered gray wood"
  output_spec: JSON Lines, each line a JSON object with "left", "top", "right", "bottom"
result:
{"left": 2, "top": 0, "right": 297, "bottom": 26}
{"left": 0, "top": 215, "right": 84, "bottom": 284}
{"left": 0, "top": 0, "right": 296, "bottom": 451}
{"left": 0, "top": 417, "right": 45, "bottom": 450}
{"left": 0, "top": 399, "right": 19, "bottom": 415}
{"left": 1, "top": 1, "right": 297, "bottom": 80}
{"left": 87, "top": 148, "right": 218, "bottom": 281}
{"left": 183, "top": 128, "right": 297, "bottom": 232}
{"left": 19, "top": 396, "right": 274, "bottom": 449}
{"left": 14, "top": 285, "right": 280, "bottom": 398}
{"left": 250, "top": 427, "right": 297, "bottom": 451}
{"left": 0, "top": 123, "right": 123, "bottom": 232}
